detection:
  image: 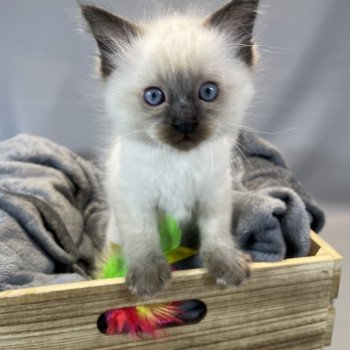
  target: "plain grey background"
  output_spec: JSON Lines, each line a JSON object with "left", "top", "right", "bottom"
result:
{"left": 0, "top": 0, "right": 348, "bottom": 348}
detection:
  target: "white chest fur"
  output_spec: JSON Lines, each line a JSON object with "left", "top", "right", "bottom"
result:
{"left": 105, "top": 137, "right": 233, "bottom": 243}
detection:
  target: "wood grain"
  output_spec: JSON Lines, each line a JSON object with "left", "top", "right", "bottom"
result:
{"left": 0, "top": 234, "right": 342, "bottom": 350}
{"left": 324, "top": 304, "right": 336, "bottom": 347}
{"left": 311, "top": 232, "right": 342, "bottom": 299}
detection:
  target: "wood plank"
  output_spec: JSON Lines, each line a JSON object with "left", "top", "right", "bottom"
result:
{"left": 0, "top": 308, "right": 328, "bottom": 350}
{"left": 311, "top": 232, "right": 342, "bottom": 299}
{"left": 0, "top": 258, "right": 334, "bottom": 318}
{"left": 0, "top": 254, "right": 334, "bottom": 302}
{"left": 324, "top": 304, "right": 335, "bottom": 347}
{"left": 310, "top": 234, "right": 321, "bottom": 256}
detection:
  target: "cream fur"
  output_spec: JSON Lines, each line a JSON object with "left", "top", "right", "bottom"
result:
{"left": 105, "top": 15, "right": 254, "bottom": 136}
{"left": 102, "top": 14, "right": 255, "bottom": 295}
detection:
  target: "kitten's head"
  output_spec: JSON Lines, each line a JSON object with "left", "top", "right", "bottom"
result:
{"left": 81, "top": 1, "right": 259, "bottom": 151}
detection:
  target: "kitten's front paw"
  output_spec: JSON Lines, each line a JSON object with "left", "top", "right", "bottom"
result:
{"left": 126, "top": 254, "right": 171, "bottom": 297}
{"left": 202, "top": 248, "right": 251, "bottom": 288}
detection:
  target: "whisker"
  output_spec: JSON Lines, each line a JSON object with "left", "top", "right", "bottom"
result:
{"left": 215, "top": 130, "right": 262, "bottom": 184}
{"left": 214, "top": 121, "right": 299, "bottom": 136}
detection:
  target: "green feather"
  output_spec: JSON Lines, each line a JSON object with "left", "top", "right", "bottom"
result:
{"left": 159, "top": 214, "right": 182, "bottom": 253}
{"left": 99, "top": 244, "right": 127, "bottom": 279}
{"left": 98, "top": 215, "right": 182, "bottom": 279}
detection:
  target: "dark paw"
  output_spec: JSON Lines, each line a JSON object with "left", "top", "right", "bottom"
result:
{"left": 126, "top": 254, "right": 171, "bottom": 297}
{"left": 202, "top": 248, "right": 251, "bottom": 288}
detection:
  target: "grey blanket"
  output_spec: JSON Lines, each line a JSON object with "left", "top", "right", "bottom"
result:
{"left": 0, "top": 134, "right": 107, "bottom": 290}
{"left": 233, "top": 130, "right": 325, "bottom": 261}
{"left": 0, "top": 132, "right": 325, "bottom": 291}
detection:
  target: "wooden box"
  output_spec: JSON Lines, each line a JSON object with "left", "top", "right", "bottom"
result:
{"left": 0, "top": 233, "right": 342, "bottom": 350}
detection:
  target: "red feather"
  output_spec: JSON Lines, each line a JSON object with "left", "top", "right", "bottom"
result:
{"left": 104, "top": 302, "right": 183, "bottom": 338}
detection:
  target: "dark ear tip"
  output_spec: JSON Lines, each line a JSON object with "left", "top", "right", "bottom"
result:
{"left": 79, "top": 3, "right": 104, "bottom": 18}
{"left": 228, "top": 0, "right": 260, "bottom": 5}
{"left": 219, "top": 0, "right": 260, "bottom": 13}
{"left": 76, "top": 0, "right": 87, "bottom": 12}
{"left": 80, "top": 4, "right": 95, "bottom": 14}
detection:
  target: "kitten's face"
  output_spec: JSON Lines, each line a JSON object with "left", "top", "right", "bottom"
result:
{"left": 82, "top": 1, "right": 259, "bottom": 151}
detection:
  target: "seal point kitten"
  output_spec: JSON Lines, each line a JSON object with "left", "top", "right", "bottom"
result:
{"left": 81, "top": 0, "right": 259, "bottom": 297}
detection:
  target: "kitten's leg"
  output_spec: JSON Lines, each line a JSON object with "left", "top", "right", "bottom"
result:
{"left": 112, "top": 204, "right": 171, "bottom": 297}
{"left": 198, "top": 191, "right": 251, "bottom": 288}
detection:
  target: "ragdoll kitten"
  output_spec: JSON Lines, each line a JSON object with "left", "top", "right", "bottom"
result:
{"left": 81, "top": 0, "right": 259, "bottom": 296}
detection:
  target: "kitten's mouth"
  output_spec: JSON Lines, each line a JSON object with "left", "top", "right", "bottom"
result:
{"left": 174, "top": 133, "right": 197, "bottom": 149}
{"left": 181, "top": 134, "right": 193, "bottom": 141}
{"left": 156, "top": 123, "right": 212, "bottom": 151}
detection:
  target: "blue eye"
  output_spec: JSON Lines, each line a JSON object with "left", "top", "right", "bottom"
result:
{"left": 144, "top": 87, "right": 165, "bottom": 106}
{"left": 199, "top": 82, "right": 219, "bottom": 102}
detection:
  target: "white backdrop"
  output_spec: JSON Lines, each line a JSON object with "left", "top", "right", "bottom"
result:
{"left": 0, "top": 0, "right": 349, "bottom": 205}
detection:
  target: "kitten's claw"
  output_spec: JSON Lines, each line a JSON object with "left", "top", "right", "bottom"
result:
{"left": 202, "top": 249, "right": 251, "bottom": 288}
{"left": 126, "top": 254, "right": 171, "bottom": 297}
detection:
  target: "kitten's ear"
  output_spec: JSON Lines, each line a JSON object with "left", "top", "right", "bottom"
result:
{"left": 80, "top": 5, "right": 141, "bottom": 78}
{"left": 205, "top": 0, "right": 259, "bottom": 66}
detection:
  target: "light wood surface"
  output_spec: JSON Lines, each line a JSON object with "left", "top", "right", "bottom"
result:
{"left": 312, "top": 232, "right": 342, "bottom": 299}
{"left": 324, "top": 304, "right": 336, "bottom": 347}
{"left": 0, "top": 234, "right": 342, "bottom": 350}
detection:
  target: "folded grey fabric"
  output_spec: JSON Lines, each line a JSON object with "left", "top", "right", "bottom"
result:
{"left": 0, "top": 134, "right": 107, "bottom": 291}
{"left": 176, "top": 130, "right": 325, "bottom": 268}
{"left": 231, "top": 188, "right": 310, "bottom": 262}
{"left": 0, "top": 131, "right": 325, "bottom": 289}
{"left": 229, "top": 130, "right": 325, "bottom": 262}
{"left": 236, "top": 130, "right": 325, "bottom": 233}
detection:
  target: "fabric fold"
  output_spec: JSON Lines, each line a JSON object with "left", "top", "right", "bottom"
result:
{"left": 0, "top": 134, "right": 107, "bottom": 290}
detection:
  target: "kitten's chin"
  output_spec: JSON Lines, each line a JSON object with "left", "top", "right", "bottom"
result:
{"left": 170, "top": 134, "right": 204, "bottom": 151}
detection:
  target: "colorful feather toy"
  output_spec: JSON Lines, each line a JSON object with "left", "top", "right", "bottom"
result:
{"left": 97, "top": 215, "right": 199, "bottom": 338}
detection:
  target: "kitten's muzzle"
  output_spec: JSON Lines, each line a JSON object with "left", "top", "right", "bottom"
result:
{"left": 172, "top": 120, "right": 198, "bottom": 134}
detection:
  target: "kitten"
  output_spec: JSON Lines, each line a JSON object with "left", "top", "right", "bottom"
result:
{"left": 81, "top": 0, "right": 259, "bottom": 297}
